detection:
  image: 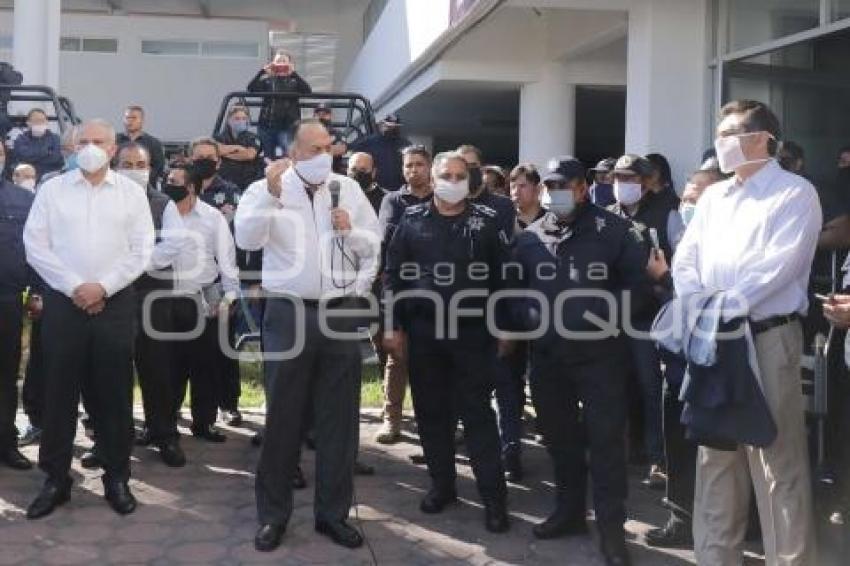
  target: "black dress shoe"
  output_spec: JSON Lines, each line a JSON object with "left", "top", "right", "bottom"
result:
{"left": 27, "top": 479, "right": 71, "bottom": 519}
{"left": 157, "top": 441, "right": 186, "bottom": 468}
{"left": 224, "top": 410, "right": 243, "bottom": 427}
{"left": 80, "top": 450, "right": 102, "bottom": 469}
{"left": 2, "top": 447, "right": 32, "bottom": 470}
{"left": 504, "top": 453, "right": 523, "bottom": 483}
{"left": 420, "top": 487, "right": 457, "bottom": 514}
{"left": 484, "top": 501, "right": 510, "bottom": 533}
{"left": 354, "top": 460, "right": 375, "bottom": 476}
{"left": 251, "top": 432, "right": 263, "bottom": 447}
{"left": 254, "top": 523, "right": 285, "bottom": 552}
{"left": 600, "top": 531, "right": 632, "bottom": 566}
{"left": 315, "top": 520, "right": 363, "bottom": 548}
{"left": 645, "top": 516, "right": 693, "bottom": 548}
{"left": 292, "top": 465, "right": 307, "bottom": 490}
{"left": 191, "top": 425, "right": 226, "bottom": 443}
{"left": 104, "top": 482, "right": 137, "bottom": 515}
{"left": 532, "top": 510, "right": 589, "bottom": 539}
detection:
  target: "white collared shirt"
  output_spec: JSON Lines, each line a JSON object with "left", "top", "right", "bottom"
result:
{"left": 234, "top": 170, "right": 380, "bottom": 299}
{"left": 672, "top": 159, "right": 822, "bottom": 322}
{"left": 23, "top": 168, "right": 154, "bottom": 297}
{"left": 149, "top": 200, "right": 185, "bottom": 271}
{"left": 172, "top": 198, "right": 239, "bottom": 295}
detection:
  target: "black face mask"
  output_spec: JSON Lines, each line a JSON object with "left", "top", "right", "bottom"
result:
{"left": 350, "top": 170, "right": 373, "bottom": 191}
{"left": 468, "top": 167, "right": 483, "bottom": 193}
{"left": 192, "top": 158, "right": 217, "bottom": 180}
{"left": 162, "top": 184, "right": 189, "bottom": 202}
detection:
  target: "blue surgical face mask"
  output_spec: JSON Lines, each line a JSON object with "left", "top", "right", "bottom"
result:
{"left": 547, "top": 189, "right": 577, "bottom": 219}
{"left": 229, "top": 119, "right": 249, "bottom": 134}
{"left": 65, "top": 153, "right": 79, "bottom": 171}
{"left": 680, "top": 203, "right": 697, "bottom": 226}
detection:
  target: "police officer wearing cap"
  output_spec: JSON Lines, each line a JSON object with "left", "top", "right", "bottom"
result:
{"left": 349, "top": 114, "right": 412, "bottom": 191}
{"left": 608, "top": 153, "right": 682, "bottom": 489}
{"left": 505, "top": 157, "right": 648, "bottom": 566}
{"left": 382, "top": 151, "right": 510, "bottom": 533}
{"left": 588, "top": 157, "right": 617, "bottom": 207}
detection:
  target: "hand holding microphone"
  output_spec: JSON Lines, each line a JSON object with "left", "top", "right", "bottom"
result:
{"left": 329, "top": 180, "right": 352, "bottom": 233}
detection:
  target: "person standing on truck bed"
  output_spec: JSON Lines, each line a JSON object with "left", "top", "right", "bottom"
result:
{"left": 247, "top": 50, "right": 312, "bottom": 161}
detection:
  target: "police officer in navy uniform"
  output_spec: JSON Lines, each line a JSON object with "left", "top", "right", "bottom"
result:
{"left": 457, "top": 144, "right": 517, "bottom": 235}
{"left": 383, "top": 151, "right": 510, "bottom": 533}
{"left": 0, "top": 172, "right": 36, "bottom": 470}
{"left": 607, "top": 154, "right": 683, "bottom": 488}
{"left": 506, "top": 157, "right": 649, "bottom": 566}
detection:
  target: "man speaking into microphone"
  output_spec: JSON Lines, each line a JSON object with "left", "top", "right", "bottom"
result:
{"left": 235, "top": 119, "right": 380, "bottom": 552}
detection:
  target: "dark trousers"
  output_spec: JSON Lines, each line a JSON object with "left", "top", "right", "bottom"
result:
{"left": 39, "top": 288, "right": 136, "bottom": 484}
{"left": 494, "top": 342, "right": 527, "bottom": 458}
{"left": 170, "top": 296, "right": 219, "bottom": 429}
{"left": 256, "top": 298, "right": 360, "bottom": 526}
{"left": 0, "top": 299, "right": 23, "bottom": 450}
{"left": 407, "top": 320, "right": 506, "bottom": 503}
{"left": 135, "top": 292, "right": 178, "bottom": 442}
{"left": 629, "top": 335, "right": 664, "bottom": 465}
{"left": 217, "top": 314, "right": 240, "bottom": 412}
{"left": 257, "top": 126, "right": 292, "bottom": 160}
{"left": 22, "top": 318, "right": 44, "bottom": 429}
{"left": 661, "top": 353, "right": 696, "bottom": 522}
{"left": 530, "top": 350, "right": 628, "bottom": 531}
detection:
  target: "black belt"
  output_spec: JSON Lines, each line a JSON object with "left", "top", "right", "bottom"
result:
{"left": 750, "top": 313, "right": 799, "bottom": 335}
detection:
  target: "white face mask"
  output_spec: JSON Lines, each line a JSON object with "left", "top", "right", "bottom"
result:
{"left": 294, "top": 152, "right": 332, "bottom": 186}
{"left": 714, "top": 132, "right": 772, "bottom": 174}
{"left": 614, "top": 181, "right": 643, "bottom": 206}
{"left": 118, "top": 168, "right": 150, "bottom": 189}
{"left": 30, "top": 124, "right": 48, "bottom": 137}
{"left": 18, "top": 178, "right": 36, "bottom": 191}
{"left": 434, "top": 177, "right": 469, "bottom": 204}
{"left": 547, "top": 189, "right": 576, "bottom": 219}
{"left": 77, "top": 144, "right": 110, "bottom": 174}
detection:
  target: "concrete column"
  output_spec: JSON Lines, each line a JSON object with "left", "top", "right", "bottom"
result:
{"left": 519, "top": 63, "right": 576, "bottom": 167}
{"left": 13, "top": 0, "right": 61, "bottom": 88}
{"left": 625, "top": 0, "right": 710, "bottom": 190}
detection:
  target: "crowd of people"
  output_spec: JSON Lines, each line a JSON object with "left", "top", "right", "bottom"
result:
{"left": 1, "top": 50, "right": 849, "bottom": 566}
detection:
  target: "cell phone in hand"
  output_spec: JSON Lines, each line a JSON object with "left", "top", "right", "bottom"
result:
{"left": 648, "top": 228, "right": 661, "bottom": 251}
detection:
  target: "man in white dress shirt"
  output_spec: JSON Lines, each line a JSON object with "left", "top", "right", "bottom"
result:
{"left": 235, "top": 119, "right": 380, "bottom": 552}
{"left": 672, "top": 100, "right": 821, "bottom": 565}
{"left": 116, "top": 143, "right": 187, "bottom": 467}
{"left": 23, "top": 119, "right": 155, "bottom": 518}
{"left": 162, "top": 163, "right": 240, "bottom": 444}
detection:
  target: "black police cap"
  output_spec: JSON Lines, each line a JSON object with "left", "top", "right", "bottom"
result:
{"left": 542, "top": 156, "right": 586, "bottom": 184}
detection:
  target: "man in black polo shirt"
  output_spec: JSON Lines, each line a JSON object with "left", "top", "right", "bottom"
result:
{"left": 117, "top": 105, "right": 165, "bottom": 185}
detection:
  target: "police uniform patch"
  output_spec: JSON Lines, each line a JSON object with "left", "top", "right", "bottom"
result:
{"left": 595, "top": 216, "right": 606, "bottom": 233}
{"left": 470, "top": 202, "right": 497, "bottom": 218}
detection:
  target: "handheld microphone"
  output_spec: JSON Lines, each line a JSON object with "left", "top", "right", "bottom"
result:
{"left": 329, "top": 180, "right": 340, "bottom": 209}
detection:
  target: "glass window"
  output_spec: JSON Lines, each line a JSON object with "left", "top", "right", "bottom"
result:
{"left": 727, "top": 0, "right": 821, "bottom": 52}
{"left": 723, "top": 27, "right": 850, "bottom": 196}
{"left": 835, "top": 0, "right": 850, "bottom": 21}
{"left": 201, "top": 41, "right": 259, "bottom": 59}
{"left": 141, "top": 40, "right": 199, "bottom": 56}
{"left": 60, "top": 37, "right": 81, "bottom": 51}
{"left": 82, "top": 38, "right": 118, "bottom": 53}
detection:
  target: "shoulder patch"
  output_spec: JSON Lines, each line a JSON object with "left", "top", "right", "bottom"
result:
{"left": 404, "top": 202, "right": 430, "bottom": 216}
{"left": 470, "top": 202, "right": 497, "bottom": 218}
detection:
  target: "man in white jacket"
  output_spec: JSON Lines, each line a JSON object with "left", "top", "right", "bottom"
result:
{"left": 235, "top": 119, "right": 380, "bottom": 552}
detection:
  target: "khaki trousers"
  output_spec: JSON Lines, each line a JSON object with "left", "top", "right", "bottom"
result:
{"left": 693, "top": 321, "right": 815, "bottom": 566}
{"left": 382, "top": 351, "right": 408, "bottom": 427}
